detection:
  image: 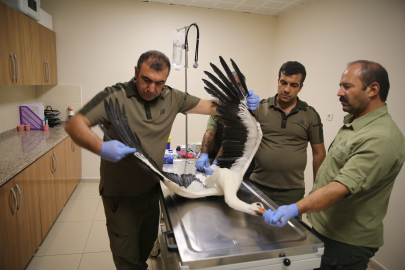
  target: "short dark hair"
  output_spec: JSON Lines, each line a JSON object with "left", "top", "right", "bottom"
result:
{"left": 347, "top": 60, "right": 390, "bottom": 102}
{"left": 137, "top": 50, "right": 171, "bottom": 76}
{"left": 278, "top": 61, "right": 306, "bottom": 85}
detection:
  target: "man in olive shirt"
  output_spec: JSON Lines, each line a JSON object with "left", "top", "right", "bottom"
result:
{"left": 250, "top": 61, "right": 326, "bottom": 211}
{"left": 263, "top": 60, "right": 405, "bottom": 270}
{"left": 65, "top": 51, "right": 219, "bottom": 270}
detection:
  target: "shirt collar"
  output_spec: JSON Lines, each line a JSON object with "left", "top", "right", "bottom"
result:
{"left": 126, "top": 77, "right": 166, "bottom": 102}
{"left": 269, "top": 94, "right": 308, "bottom": 111}
{"left": 343, "top": 104, "right": 388, "bottom": 132}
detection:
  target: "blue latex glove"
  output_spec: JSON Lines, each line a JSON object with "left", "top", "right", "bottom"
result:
{"left": 196, "top": 153, "right": 209, "bottom": 171}
{"left": 205, "top": 160, "right": 217, "bottom": 175}
{"left": 99, "top": 140, "right": 136, "bottom": 162}
{"left": 263, "top": 204, "right": 299, "bottom": 227}
{"left": 246, "top": 90, "right": 260, "bottom": 111}
{"left": 308, "top": 190, "right": 313, "bottom": 196}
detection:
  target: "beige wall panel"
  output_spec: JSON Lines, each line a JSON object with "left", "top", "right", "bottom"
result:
{"left": 0, "top": 106, "right": 20, "bottom": 132}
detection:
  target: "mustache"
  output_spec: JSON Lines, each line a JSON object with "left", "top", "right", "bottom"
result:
{"left": 339, "top": 96, "right": 348, "bottom": 103}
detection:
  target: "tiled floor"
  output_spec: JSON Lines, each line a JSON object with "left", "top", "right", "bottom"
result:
{"left": 25, "top": 181, "right": 165, "bottom": 270}
{"left": 25, "top": 180, "right": 376, "bottom": 270}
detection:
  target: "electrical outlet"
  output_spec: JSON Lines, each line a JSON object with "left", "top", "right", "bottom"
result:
{"left": 327, "top": 113, "right": 333, "bottom": 121}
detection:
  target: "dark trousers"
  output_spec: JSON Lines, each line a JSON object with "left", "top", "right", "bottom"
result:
{"left": 312, "top": 229, "right": 378, "bottom": 270}
{"left": 250, "top": 181, "right": 304, "bottom": 219}
{"left": 102, "top": 185, "right": 160, "bottom": 270}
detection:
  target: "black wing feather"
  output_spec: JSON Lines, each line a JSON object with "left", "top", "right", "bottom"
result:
{"left": 210, "top": 63, "right": 239, "bottom": 101}
{"left": 230, "top": 58, "right": 249, "bottom": 97}
{"left": 204, "top": 57, "right": 251, "bottom": 169}
{"left": 219, "top": 56, "right": 244, "bottom": 100}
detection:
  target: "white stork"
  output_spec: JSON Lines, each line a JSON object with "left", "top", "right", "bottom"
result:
{"left": 99, "top": 57, "right": 264, "bottom": 215}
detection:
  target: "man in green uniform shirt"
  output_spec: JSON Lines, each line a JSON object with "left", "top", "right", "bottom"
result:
{"left": 263, "top": 60, "right": 405, "bottom": 270}
{"left": 65, "top": 50, "right": 260, "bottom": 270}
{"left": 65, "top": 51, "right": 217, "bottom": 270}
{"left": 250, "top": 61, "right": 326, "bottom": 215}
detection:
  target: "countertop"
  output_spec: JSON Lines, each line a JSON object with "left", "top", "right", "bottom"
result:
{"left": 0, "top": 124, "right": 68, "bottom": 187}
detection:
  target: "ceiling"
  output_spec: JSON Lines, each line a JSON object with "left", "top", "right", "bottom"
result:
{"left": 139, "top": 0, "right": 312, "bottom": 16}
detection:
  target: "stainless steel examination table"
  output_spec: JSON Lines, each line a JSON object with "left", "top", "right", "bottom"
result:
{"left": 158, "top": 160, "right": 324, "bottom": 270}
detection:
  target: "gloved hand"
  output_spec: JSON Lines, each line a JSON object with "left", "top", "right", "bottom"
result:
{"left": 196, "top": 153, "right": 209, "bottom": 171}
{"left": 205, "top": 160, "right": 217, "bottom": 175}
{"left": 246, "top": 90, "right": 260, "bottom": 111}
{"left": 263, "top": 204, "right": 299, "bottom": 227}
{"left": 99, "top": 140, "right": 136, "bottom": 163}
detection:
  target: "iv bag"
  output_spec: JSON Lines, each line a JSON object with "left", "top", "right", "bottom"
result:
{"left": 172, "top": 31, "right": 184, "bottom": 71}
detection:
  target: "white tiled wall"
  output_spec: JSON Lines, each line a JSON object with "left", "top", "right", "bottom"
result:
{"left": 0, "top": 85, "right": 81, "bottom": 133}
{"left": 35, "top": 85, "right": 82, "bottom": 121}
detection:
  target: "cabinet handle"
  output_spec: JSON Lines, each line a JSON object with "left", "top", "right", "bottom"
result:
{"left": 14, "top": 54, "right": 19, "bottom": 83}
{"left": 45, "top": 61, "right": 48, "bottom": 83}
{"left": 47, "top": 61, "right": 50, "bottom": 83}
{"left": 10, "top": 53, "right": 15, "bottom": 83}
{"left": 43, "top": 61, "right": 47, "bottom": 83}
{"left": 73, "top": 143, "right": 76, "bottom": 152}
{"left": 11, "top": 188, "right": 17, "bottom": 215}
{"left": 54, "top": 153, "right": 58, "bottom": 172}
{"left": 51, "top": 154, "right": 55, "bottom": 173}
{"left": 15, "top": 184, "right": 22, "bottom": 211}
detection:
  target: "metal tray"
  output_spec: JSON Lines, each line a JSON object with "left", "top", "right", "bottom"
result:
{"left": 159, "top": 160, "right": 324, "bottom": 269}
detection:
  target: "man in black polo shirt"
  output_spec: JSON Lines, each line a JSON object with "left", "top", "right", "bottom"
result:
{"left": 250, "top": 61, "right": 326, "bottom": 217}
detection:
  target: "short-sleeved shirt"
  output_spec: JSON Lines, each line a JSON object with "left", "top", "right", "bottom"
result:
{"left": 79, "top": 78, "right": 200, "bottom": 196}
{"left": 250, "top": 95, "right": 324, "bottom": 189}
{"left": 206, "top": 115, "right": 223, "bottom": 158}
{"left": 308, "top": 105, "right": 405, "bottom": 247}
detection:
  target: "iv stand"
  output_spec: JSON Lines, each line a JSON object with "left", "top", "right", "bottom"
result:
{"left": 175, "top": 23, "right": 199, "bottom": 164}
{"left": 184, "top": 39, "right": 189, "bottom": 162}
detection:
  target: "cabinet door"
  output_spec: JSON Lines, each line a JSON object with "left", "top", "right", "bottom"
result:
{"left": 30, "top": 20, "right": 58, "bottom": 85}
{"left": 29, "top": 20, "right": 48, "bottom": 85}
{"left": 0, "top": 179, "right": 20, "bottom": 270}
{"left": 53, "top": 140, "right": 67, "bottom": 216}
{"left": 13, "top": 168, "right": 42, "bottom": 270}
{"left": 65, "top": 136, "right": 76, "bottom": 198}
{"left": 73, "top": 140, "right": 82, "bottom": 184}
{"left": 46, "top": 29, "right": 58, "bottom": 84}
{"left": 36, "top": 151, "right": 57, "bottom": 239}
{"left": 0, "top": 1, "right": 33, "bottom": 86}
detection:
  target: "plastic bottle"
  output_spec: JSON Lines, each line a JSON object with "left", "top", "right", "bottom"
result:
{"left": 166, "top": 137, "right": 171, "bottom": 150}
{"left": 172, "top": 31, "right": 184, "bottom": 71}
{"left": 195, "top": 142, "right": 201, "bottom": 154}
{"left": 68, "top": 107, "right": 74, "bottom": 120}
{"left": 190, "top": 143, "right": 196, "bottom": 153}
{"left": 164, "top": 156, "right": 174, "bottom": 164}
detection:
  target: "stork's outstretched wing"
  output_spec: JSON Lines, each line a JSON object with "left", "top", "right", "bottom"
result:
{"left": 203, "top": 57, "right": 261, "bottom": 177}
{"left": 98, "top": 57, "right": 263, "bottom": 215}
